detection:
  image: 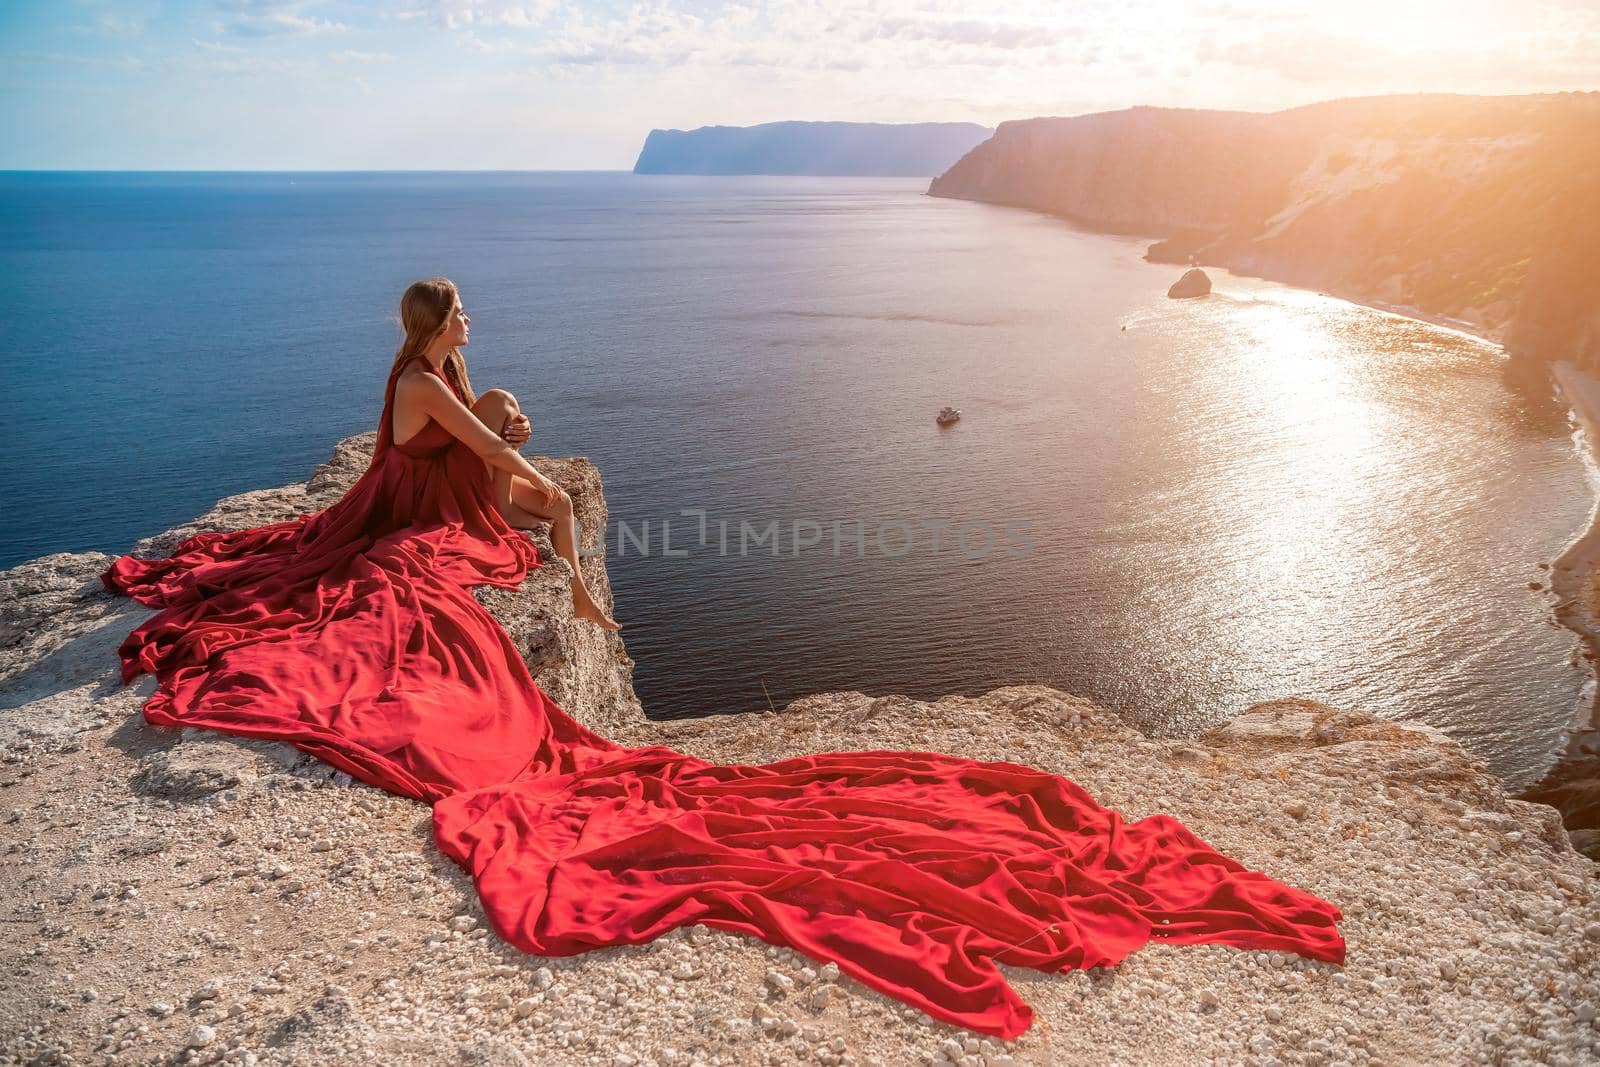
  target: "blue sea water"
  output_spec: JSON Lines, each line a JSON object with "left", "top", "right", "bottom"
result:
{"left": 1, "top": 171, "right": 1591, "bottom": 790}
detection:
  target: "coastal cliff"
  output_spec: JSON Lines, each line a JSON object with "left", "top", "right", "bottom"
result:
{"left": 928, "top": 93, "right": 1600, "bottom": 372}
{"left": 634, "top": 121, "right": 992, "bottom": 177}
{"left": 2, "top": 435, "right": 1598, "bottom": 1065}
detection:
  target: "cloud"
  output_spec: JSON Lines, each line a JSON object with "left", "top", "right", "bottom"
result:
{"left": 224, "top": 13, "right": 349, "bottom": 35}
{"left": 212, "top": 0, "right": 350, "bottom": 37}
{"left": 88, "top": 12, "right": 152, "bottom": 37}
{"left": 446, "top": 1, "right": 1094, "bottom": 79}
{"left": 1, "top": 49, "right": 146, "bottom": 73}
{"left": 867, "top": 14, "right": 1072, "bottom": 50}
{"left": 328, "top": 49, "right": 399, "bottom": 63}
{"left": 414, "top": 0, "right": 562, "bottom": 30}
{"left": 1210, "top": 17, "right": 1600, "bottom": 89}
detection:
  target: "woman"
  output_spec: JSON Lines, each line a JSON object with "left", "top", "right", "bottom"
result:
{"left": 100, "top": 279, "right": 1346, "bottom": 1040}
{"left": 389, "top": 277, "right": 619, "bottom": 631}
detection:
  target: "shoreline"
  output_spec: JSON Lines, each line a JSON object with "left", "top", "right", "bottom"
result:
{"left": 1264, "top": 275, "right": 1600, "bottom": 803}
{"left": 1188, "top": 253, "right": 1510, "bottom": 351}
{"left": 944, "top": 188, "right": 1516, "bottom": 351}
{"left": 1260, "top": 279, "right": 1600, "bottom": 749}
{"left": 1329, "top": 294, "right": 1505, "bottom": 348}
{"left": 1189, "top": 254, "right": 1600, "bottom": 821}
{"left": 1546, "top": 360, "right": 1600, "bottom": 750}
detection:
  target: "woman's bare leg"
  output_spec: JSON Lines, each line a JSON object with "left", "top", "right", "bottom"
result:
{"left": 470, "top": 390, "right": 538, "bottom": 523}
{"left": 471, "top": 388, "right": 620, "bottom": 631}
{"left": 511, "top": 479, "right": 620, "bottom": 632}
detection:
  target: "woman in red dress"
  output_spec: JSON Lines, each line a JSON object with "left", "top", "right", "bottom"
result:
{"left": 101, "top": 277, "right": 1346, "bottom": 1040}
{"left": 388, "top": 277, "right": 619, "bottom": 631}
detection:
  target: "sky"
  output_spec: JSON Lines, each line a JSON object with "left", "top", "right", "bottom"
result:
{"left": 3, "top": 0, "right": 1597, "bottom": 170}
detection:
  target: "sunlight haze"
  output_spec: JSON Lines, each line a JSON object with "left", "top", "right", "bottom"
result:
{"left": 3, "top": 0, "right": 1596, "bottom": 169}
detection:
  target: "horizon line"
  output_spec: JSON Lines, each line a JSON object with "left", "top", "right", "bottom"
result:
{"left": 0, "top": 168, "right": 957, "bottom": 176}
{"left": 0, "top": 168, "right": 642, "bottom": 173}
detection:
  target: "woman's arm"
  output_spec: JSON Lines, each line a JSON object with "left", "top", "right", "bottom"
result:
{"left": 400, "top": 375, "right": 560, "bottom": 501}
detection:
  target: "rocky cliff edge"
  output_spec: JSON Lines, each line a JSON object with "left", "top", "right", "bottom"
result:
{"left": 2, "top": 435, "right": 1597, "bottom": 1066}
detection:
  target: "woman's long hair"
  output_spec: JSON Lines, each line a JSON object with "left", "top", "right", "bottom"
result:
{"left": 390, "top": 277, "right": 476, "bottom": 405}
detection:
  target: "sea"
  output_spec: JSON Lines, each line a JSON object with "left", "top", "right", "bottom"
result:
{"left": 1, "top": 170, "right": 1592, "bottom": 792}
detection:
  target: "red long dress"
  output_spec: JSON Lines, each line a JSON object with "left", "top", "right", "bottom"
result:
{"left": 103, "top": 353, "right": 1345, "bottom": 1039}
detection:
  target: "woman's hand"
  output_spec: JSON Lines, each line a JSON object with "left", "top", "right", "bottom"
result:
{"left": 528, "top": 473, "right": 562, "bottom": 507}
{"left": 502, "top": 412, "right": 531, "bottom": 447}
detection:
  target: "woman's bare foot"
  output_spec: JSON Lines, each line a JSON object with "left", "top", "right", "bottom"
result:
{"left": 573, "top": 589, "right": 621, "bottom": 631}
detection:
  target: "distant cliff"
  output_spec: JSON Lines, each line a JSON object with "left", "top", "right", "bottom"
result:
{"left": 929, "top": 93, "right": 1600, "bottom": 372}
{"left": 634, "top": 121, "right": 992, "bottom": 177}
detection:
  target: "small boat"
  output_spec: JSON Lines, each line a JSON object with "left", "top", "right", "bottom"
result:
{"left": 935, "top": 406, "right": 961, "bottom": 425}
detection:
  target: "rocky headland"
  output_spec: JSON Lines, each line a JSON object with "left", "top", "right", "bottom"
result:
{"left": 928, "top": 92, "right": 1600, "bottom": 374}
{"left": 3, "top": 435, "right": 1598, "bottom": 1066}
{"left": 633, "top": 121, "right": 992, "bottom": 177}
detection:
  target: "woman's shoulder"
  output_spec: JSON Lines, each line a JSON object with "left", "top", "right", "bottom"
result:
{"left": 395, "top": 361, "right": 445, "bottom": 393}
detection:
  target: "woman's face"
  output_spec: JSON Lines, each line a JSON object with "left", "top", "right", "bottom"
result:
{"left": 439, "top": 295, "right": 470, "bottom": 347}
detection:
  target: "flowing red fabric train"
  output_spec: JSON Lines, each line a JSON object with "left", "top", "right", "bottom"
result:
{"left": 102, "top": 354, "right": 1346, "bottom": 1039}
